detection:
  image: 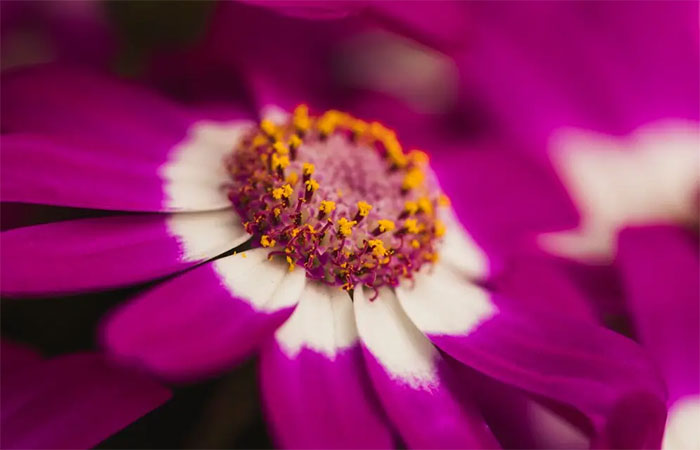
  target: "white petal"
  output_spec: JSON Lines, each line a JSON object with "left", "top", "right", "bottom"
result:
{"left": 275, "top": 283, "right": 357, "bottom": 359}
{"left": 354, "top": 286, "right": 438, "bottom": 389}
{"left": 161, "top": 120, "right": 253, "bottom": 211}
{"left": 212, "top": 249, "right": 306, "bottom": 312}
{"left": 167, "top": 209, "right": 249, "bottom": 262}
{"left": 663, "top": 395, "right": 700, "bottom": 450}
{"left": 439, "top": 207, "right": 488, "bottom": 278}
{"left": 395, "top": 263, "right": 496, "bottom": 336}
{"left": 540, "top": 120, "right": 700, "bottom": 262}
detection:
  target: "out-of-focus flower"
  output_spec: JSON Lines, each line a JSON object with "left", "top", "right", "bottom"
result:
{"left": 0, "top": 339, "right": 170, "bottom": 449}
{"left": 617, "top": 225, "right": 699, "bottom": 449}
{"left": 0, "top": 0, "right": 115, "bottom": 70}
{"left": 0, "top": 65, "right": 668, "bottom": 448}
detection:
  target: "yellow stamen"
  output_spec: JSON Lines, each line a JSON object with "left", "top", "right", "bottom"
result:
{"left": 286, "top": 171, "right": 298, "bottom": 185}
{"left": 377, "top": 219, "right": 395, "bottom": 233}
{"left": 408, "top": 149, "right": 429, "bottom": 165}
{"left": 252, "top": 134, "right": 267, "bottom": 148}
{"left": 368, "top": 239, "right": 387, "bottom": 258}
{"left": 404, "top": 201, "right": 419, "bottom": 215}
{"left": 305, "top": 178, "right": 319, "bottom": 192}
{"left": 273, "top": 208, "right": 281, "bottom": 217}
{"left": 273, "top": 141, "right": 289, "bottom": 155}
{"left": 260, "top": 119, "right": 277, "bottom": 138}
{"left": 402, "top": 168, "right": 425, "bottom": 190}
{"left": 289, "top": 134, "right": 302, "bottom": 149}
{"left": 302, "top": 162, "right": 315, "bottom": 176}
{"left": 337, "top": 217, "right": 357, "bottom": 237}
{"left": 404, "top": 218, "right": 420, "bottom": 234}
{"left": 435, "top": 219, "right": 446, "bottom": 237}
{"left": 261, "top": 235, "right": 276, "bottom": 248}
{"left": 356, "top": 201, "right": 372, "bottom": 217}
{"left": 320, "top": 200, "right": 336, "bottom": 214}
{"left": 293, "top": 105, "right": 310, "bottom": 132}
{"left": 286, "top": 256, "right": 296, "bottom": 271}
{"left": 272, "top": 184, "right": 293, "bottom": 200}
{"left": 417, "top": 196, "right": 433, "bottom": 215}
{"left": 271, "top": 153, "right": 290, "bottom": 171}
{"left": 411, "top": 239, "right": 420, "bottom": 248}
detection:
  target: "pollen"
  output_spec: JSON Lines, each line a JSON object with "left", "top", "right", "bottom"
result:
{"left": 305, "top": 178, "right": 319, "bottom": 192}
{"left": 272, "top": 184, "right": 293, "bottom": 200}
{"left": 319, "top": 200, "right": 336, "bottom": 214}
{"left": 337, "top": 217, "right": 357, "bottom": 237}
{"left": 226, "top": 106, "right": 447, "bottom": 292}
{"left": 261, "top": 235, "right": 276, "bottom": 247}
{"left": 377, "top": 219, "right": 395, "bottom": 233}
{"left": 357, "top": 201, "right": 372, "bottom": 217}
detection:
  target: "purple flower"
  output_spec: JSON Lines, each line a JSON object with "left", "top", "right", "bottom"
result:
{"left": 0, "top": 64, "right": 668, "bottom": 448}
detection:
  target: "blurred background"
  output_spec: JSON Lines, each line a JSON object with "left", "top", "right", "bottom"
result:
{"left": 1, "top": 1, "right": 698, "bottom": 448}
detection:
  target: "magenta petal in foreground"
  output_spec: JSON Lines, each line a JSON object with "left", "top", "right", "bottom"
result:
{"left": 0, "top": 351, "right": 170, "bottom": 449}
{"left": 420, "top": 305, "right": 667, "bottom": 448}
{"left": 354, "top": 287, "right": 499, "bottom": 449}
{"left": 260, "top": 285, "right": 393, "bottom": 448}
{"left": 103, "top": 250, "right": 304, "bottom": 380}
{"left": 617, "top": 225, "right": 699, "bottom": 404}
{"left": 0, "top": 210, "right": 248, "bottom": 295}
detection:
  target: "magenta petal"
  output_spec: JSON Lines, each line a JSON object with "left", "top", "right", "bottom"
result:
{"left": 102, "top": 250, "right": 305, "bottom": 380}
{"left": 260, "top": 345, "right": 393, "bottom": 448}
{"left": 426, "top": 307, "right": 667, "bottom": 448}
{"left": 1, "top": 351, "right": 170, "bottom": 449}
{"left": 354, "top": 287, "right": 499, "bottom": 448}
{"left": 0, "top": 340, "right": 41, "bottom": 378}
{"left": 259, "top": 284, "right": 393, "bottom": 448}
{"left": 1, "top": 211, "right": 248, "bottom": 295}
{"left": 1, "top": 66, "right": 253, "bottom": 212}
{"left": 617, "top": 225, "right": 700, "bottom": 404}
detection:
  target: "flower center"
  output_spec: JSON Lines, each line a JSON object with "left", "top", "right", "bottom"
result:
{"left": 226, "top": 106, "right": 447, "bottom": 294}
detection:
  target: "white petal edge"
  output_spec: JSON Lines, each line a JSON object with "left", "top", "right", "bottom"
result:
{"left": 395, "top": 263, "right": 496, "bottom": 336}
{"left": 540, "top": 120, "right": 700, "bottom": 262}
{"left": 354, "top": 286, "right": 439, "bottom": 390}
{"left": 161, "top": 120, "right": 253, "bottom": 211}
{"left": 663, "top": 395, "right": 700, "bottom": 450}
{"left": 167, "top": 209, "right": 250, "bottom": 262}
{"left": 212, "top": 249, "right": 306, "bottom": 312}
{"left": 275, "top": 283, "right": 357, "bottom": 359}
{"left": 439, "top": 207, "right": 488, "bottom": 278}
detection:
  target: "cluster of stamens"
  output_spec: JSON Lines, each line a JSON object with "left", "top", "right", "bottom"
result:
{"left": 226, "top": 105, "right": 448, "bottom": 295}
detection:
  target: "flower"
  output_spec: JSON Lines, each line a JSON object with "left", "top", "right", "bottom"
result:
{"left": 0, "top": 65, "right": 668, "bottom": 448}
{"left": 0, "top": 339, "right": 170, "bottom": 449}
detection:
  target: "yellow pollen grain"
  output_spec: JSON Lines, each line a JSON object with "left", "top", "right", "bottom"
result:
{"left": 417, "top": 196, "right": 433, "bottom": 215}
{"left": 261, "top": 235, "right": 276, "bottom": 248}
{"left": 252, "top": 134, "right": 267, "bottom": 148}
{"left": 293, "top": 105, "right": 311, "bottom": 132}
{"left": 377, "top": 219, "right": 395, "bottom": 232}
{"left": 289, "top": 134, "right": 302, "bottom": 149}
{"left": 337, "top": 217, "right": 357, "bottom": 237}
{"left": 286, "top": 256, "right": 296, "bottom": 272}
{"left": 286, "top": 171, "right": 298, "bottom": 185}
{"left": 272, "top": 184, "right": 293, "bottom": 200}
{"left": 435, "top": 220, "right": 446, "bottom": 237}
{"left": 408, "top": 149, "right": 429, "bottom": 165}
{"left": 273, "top": 142, "right": 289, "bottom": 155}
{"left": 260, "top": 119, "right": 277, "bottom": 137}
{"left": 320, "top": 200, "right": 336, "bottom": 214}
{"left": 273, "top": 208, "right": 281, "bottom": 217}
{"left": 302, "top": 162, "right": 315, "bottom": 176}
{"left": 305, "top": 178, "right": 319, "bottom": 192}
{"left": 402, "top": 168, "right": 425, "bottom": 190}
{"left": 241, "top": 253, "right": 248, "bottom": 259}
{"left": 404, "top": 201, "right": 419, "bottom": 215}
{"left": 271, "top": 153, "right": 290, "bottom": 170}
{"left": 411, "top": 239, "right": 420, "bottom": 249}
{"left": 357, "top": 201, "right": 372, "bottom": 217}
{"left": 368, "top": 239, "right": 387, "bottom": 258}
{"left": 404, "top": 218, "right": 420, "bottom": 234}
{"left": 439, "top": 194, "right": 451, "bottom": 207}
